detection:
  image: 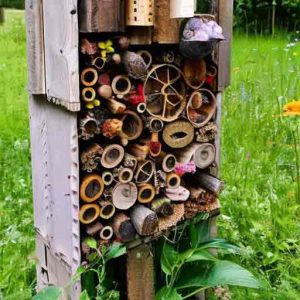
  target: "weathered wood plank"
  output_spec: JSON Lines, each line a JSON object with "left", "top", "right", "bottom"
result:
{"left": 79, "top": 0, "right": 125, "bottom": 32}
{"left": 25, "top": 0, "right": 46, "bottom": 94}
{"left": 29, "top": 95, "right": 80, "bottom": 277}
{"left": 43, "top": 0, "right": 80, "bottom": 111}
{"left": 127, "top": 244, "right": 155, "bottom": 300}
{"left": 217, "top": 0, "right": 233, "bottom": 91}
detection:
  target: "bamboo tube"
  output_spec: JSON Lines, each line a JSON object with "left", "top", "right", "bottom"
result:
{"left": 170, "top": 0, "right": 195, "bottom": 18}
{"left": 97, "top": 85, "right": 113, "bottom": 99}
{"left": 80, "top": 174, "right": 104, "bottom": 203}
{"left": 151, "top": 198, "right": 173, "bottom": 216}
{"left": 111, "top": 213, "right": 136, "bottom": 242}
{"left": 82, "top": 87, "right": 96, "bottom": 103}
{"left": 162, "top": 121, "right": 194, "bottom": 149}
{"left": 100, "top": 201, "right": 116, "bottom": 220}
{"left": 125, "top": 0, "right": 154, "bottom": 26}
{"left": 149, "top": 118, "right": 164, "bottom": 133}
{"left": 128, "top": 142, "right": 149, "bottom": 160}
{"left": 79, "top": 204, "right": 100, "bottom": 224}
{"left": 99, "top": 226, "right": 114, "bottom": 240}
{"left": 102, "top": 171, "right": 114, "bottom": 186}
{"left": 196, "top": 172, "right": 224, "bottom": 194}
{"left": 166, "top": 173, "right": 181, "bottom": 189}
{"left": 193, "top": 143, "right": 216, "bottom": 169}
{"left": 119, "top": 110, "right": 143, "bottom": 142}
{"left": 137, "top": 102, "right": 147, "bottom": 114}
{"left": 106, "top": 98, "right": 127, "bottom": 114}
{"left": 118, "top": 167, "right": 134, "bottom": 184}
{"left": 86, "top": 222, "right": 103, "bottom": 236}
{"left": 165, "top": 186, "right": 190, "bottom": 201}
{"left": 81, "top": 143, "right": 104, "bottom": 173}
{"left": 92, "top": 56, "right": 106, "bottom": 71}
{"left": 101, "top": 144, "right": 125, "bottom": 169}
{"left": 162, "top": 154, "right": 177, "bottom": 173}
{"left": 153, "top": 0, "right": 180, "bottom": 44}
{"left": 112, "top": 182, "right": 138, "bottom": 210}
{"left": 137, "top": 50, "right": 153, "bottom": 68}
{"left": 111, "top": 75, "right": 132, "bottom": 95}
{"left": 130, "top": 205, "right": 159, "bottom": 236}
{"left": 81, "top": 68, "right": 98, "bottom": 86}
{"left": 138, "top": 184, "right": 156, "bottom": 204}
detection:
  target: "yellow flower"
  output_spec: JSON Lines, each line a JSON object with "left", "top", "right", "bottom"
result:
{"left": 283, "top": 100, "right": 300, "bottom": 117}
{"left": 98, "top": 40, "right": 115, "bottom": 58}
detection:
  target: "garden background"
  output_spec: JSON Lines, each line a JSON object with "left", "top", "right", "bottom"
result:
{"left": 0, "top": 1, "right": 299, "bottom": 299}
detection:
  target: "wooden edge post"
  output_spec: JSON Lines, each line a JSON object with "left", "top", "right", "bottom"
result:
{"left": 127, "top": 244, "right": 155, "bottom": 300}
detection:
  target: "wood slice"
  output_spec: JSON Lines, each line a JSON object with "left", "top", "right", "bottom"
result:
{"left": 196, "top": 172, "right": 224, "bottom": 194}
{"left": 80, "top": 174, "right": 104, "bottom": 203}
{"left": 162, "top": 120, "right": 194, "bottom": 149}
{"left": 165, "top": 186, "right": 190, "bottom": 202}
{"left": 79, "top": 0, "right": 124, "bottom": 32}
{"left": 153, "top": 0, "right": 180, "bottom": 44}
{"left": 112, "top": 182, "right": 138, "bottom": 210}
{"left": 101, "top": 144, "right": 125, "bottom": 169}
{"left": 130, "top": 205, "right": 159, "bottom": 236}
{"left": 111, "top": 213, "right": 136, "bottom": 242}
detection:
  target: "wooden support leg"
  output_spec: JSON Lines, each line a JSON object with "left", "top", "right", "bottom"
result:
{"left": 0, "top": 7, "right": 4, "bottom": 25}
{"left": 127, "top": 244, "right": 155, "bottom": 300}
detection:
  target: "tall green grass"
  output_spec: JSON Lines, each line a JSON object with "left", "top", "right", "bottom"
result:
{"left": 0, "top": 10, "right": 299, "bottom": 300}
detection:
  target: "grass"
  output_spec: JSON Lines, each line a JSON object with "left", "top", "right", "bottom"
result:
{"left": 0, "top": 9, "right": 299, "bottom": 300}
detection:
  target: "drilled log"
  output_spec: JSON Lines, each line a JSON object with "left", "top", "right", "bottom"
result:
{"left": 196, "top": 172, "right": 224, "bottom": 194}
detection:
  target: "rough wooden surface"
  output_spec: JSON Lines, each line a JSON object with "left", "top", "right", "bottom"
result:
{"left": 79, "top": 0, "right": 124, "bottom": 32}
{"left": 127, "top": 244, "right": 155, "bottom": 300}
{"left": 217, "top": 0, "right": 233, "bottom": 91}
{"left": 43, "top": 0, "right": 80, "bottom": 111}
{"left": 25, "top": 0, "right": 45, "bottom": 94}
{"left": 0, "top": 7, "right": 4, "bottom": 24}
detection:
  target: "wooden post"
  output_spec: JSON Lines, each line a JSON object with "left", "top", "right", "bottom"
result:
{"left": 0, "top": 7, "right": 4, "bottom": 25}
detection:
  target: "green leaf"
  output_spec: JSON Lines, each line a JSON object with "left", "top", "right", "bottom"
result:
{"left": 80, "top": 290, "right": 90, "bottom": 300}
{"left": 161, "top": 242, "right": 179, "bottom": 275}
{"left": 32, "top": 286, "right": 62, "bottom": 300}
{"left": 105, "top": 243, "right": 126, "bottom": 261}
{"left": 185, "top": 249, "right": 218, "bottom": 263}
{"left": 156, "top": 287, "right": 182, "bottom": 300}
{"left": 176, "top": 260, "right": 262, "bottom": 290}
{"left": 197, "top": 239, "right": 240, "bottom": 253}
{"left": 84, "top": 237, "right": 97, "bottom": 250}
{"left": 188, "top": 220, "right": 211, "bottom": 248}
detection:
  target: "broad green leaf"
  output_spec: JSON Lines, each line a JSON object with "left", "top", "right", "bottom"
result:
{"left": 176, "top": 260, "right": 262, "bottom": 290}
{"left": 188, "top": 220, "right": 211, "bottom": 248}
{"left": 161, "top": 242, "right": 179, "bottom": 275}
{"left": 105, "top": 243, "right": 126, "bottom": 261}
{"left": 80, "top": 290, "right": 90, "bottom": 300}
{"left": 84, "top": 237, "right": 97, "bottom": 250}
{"left": 197, "top": 239, "right": 240, "bottom": 253}
{"left": 185, "top": 249, "right": 218, "bottom": 263}
{"left": 156, "top": 287, "right": 182, "bottom": 300}
{"left": 32, "top": 286, "right": 62, "bottom": 300}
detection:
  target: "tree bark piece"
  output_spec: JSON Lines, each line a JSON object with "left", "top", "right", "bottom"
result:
{"left": 127, "top": 244, "right": 155, "bottom": 300}
{"left": 130, "top": 205, "right": 159, "bottom": 236}
{"left": 112, "top": 213, "right": 136, "bottom": 242}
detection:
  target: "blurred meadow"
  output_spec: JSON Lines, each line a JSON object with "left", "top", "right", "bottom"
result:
{"left": 0, "top": 9, "right": 299, "bottom": 300}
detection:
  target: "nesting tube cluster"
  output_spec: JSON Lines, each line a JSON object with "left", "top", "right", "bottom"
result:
{"left": 78, "top": 1, "right": 225, "bottom": 254}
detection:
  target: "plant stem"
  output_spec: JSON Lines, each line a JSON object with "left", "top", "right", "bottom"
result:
{"left": 182, "top": 287, "right": 208, "bottom": 299}
{"left": 291, "top": 127, "right": 300, "bottom": 204}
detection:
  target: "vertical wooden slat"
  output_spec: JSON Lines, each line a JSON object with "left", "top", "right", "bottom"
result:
{"left": 43, "top": 0, "right": 80, "bottom": 111}
{"left": 217, "top": 0, "right": 233, "bottom": 91}
{"left": 25, "top": 0, "right": 46, "bottom": 94}
{"left": 127, "top": 245, "right": 155, "bottom": 300}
